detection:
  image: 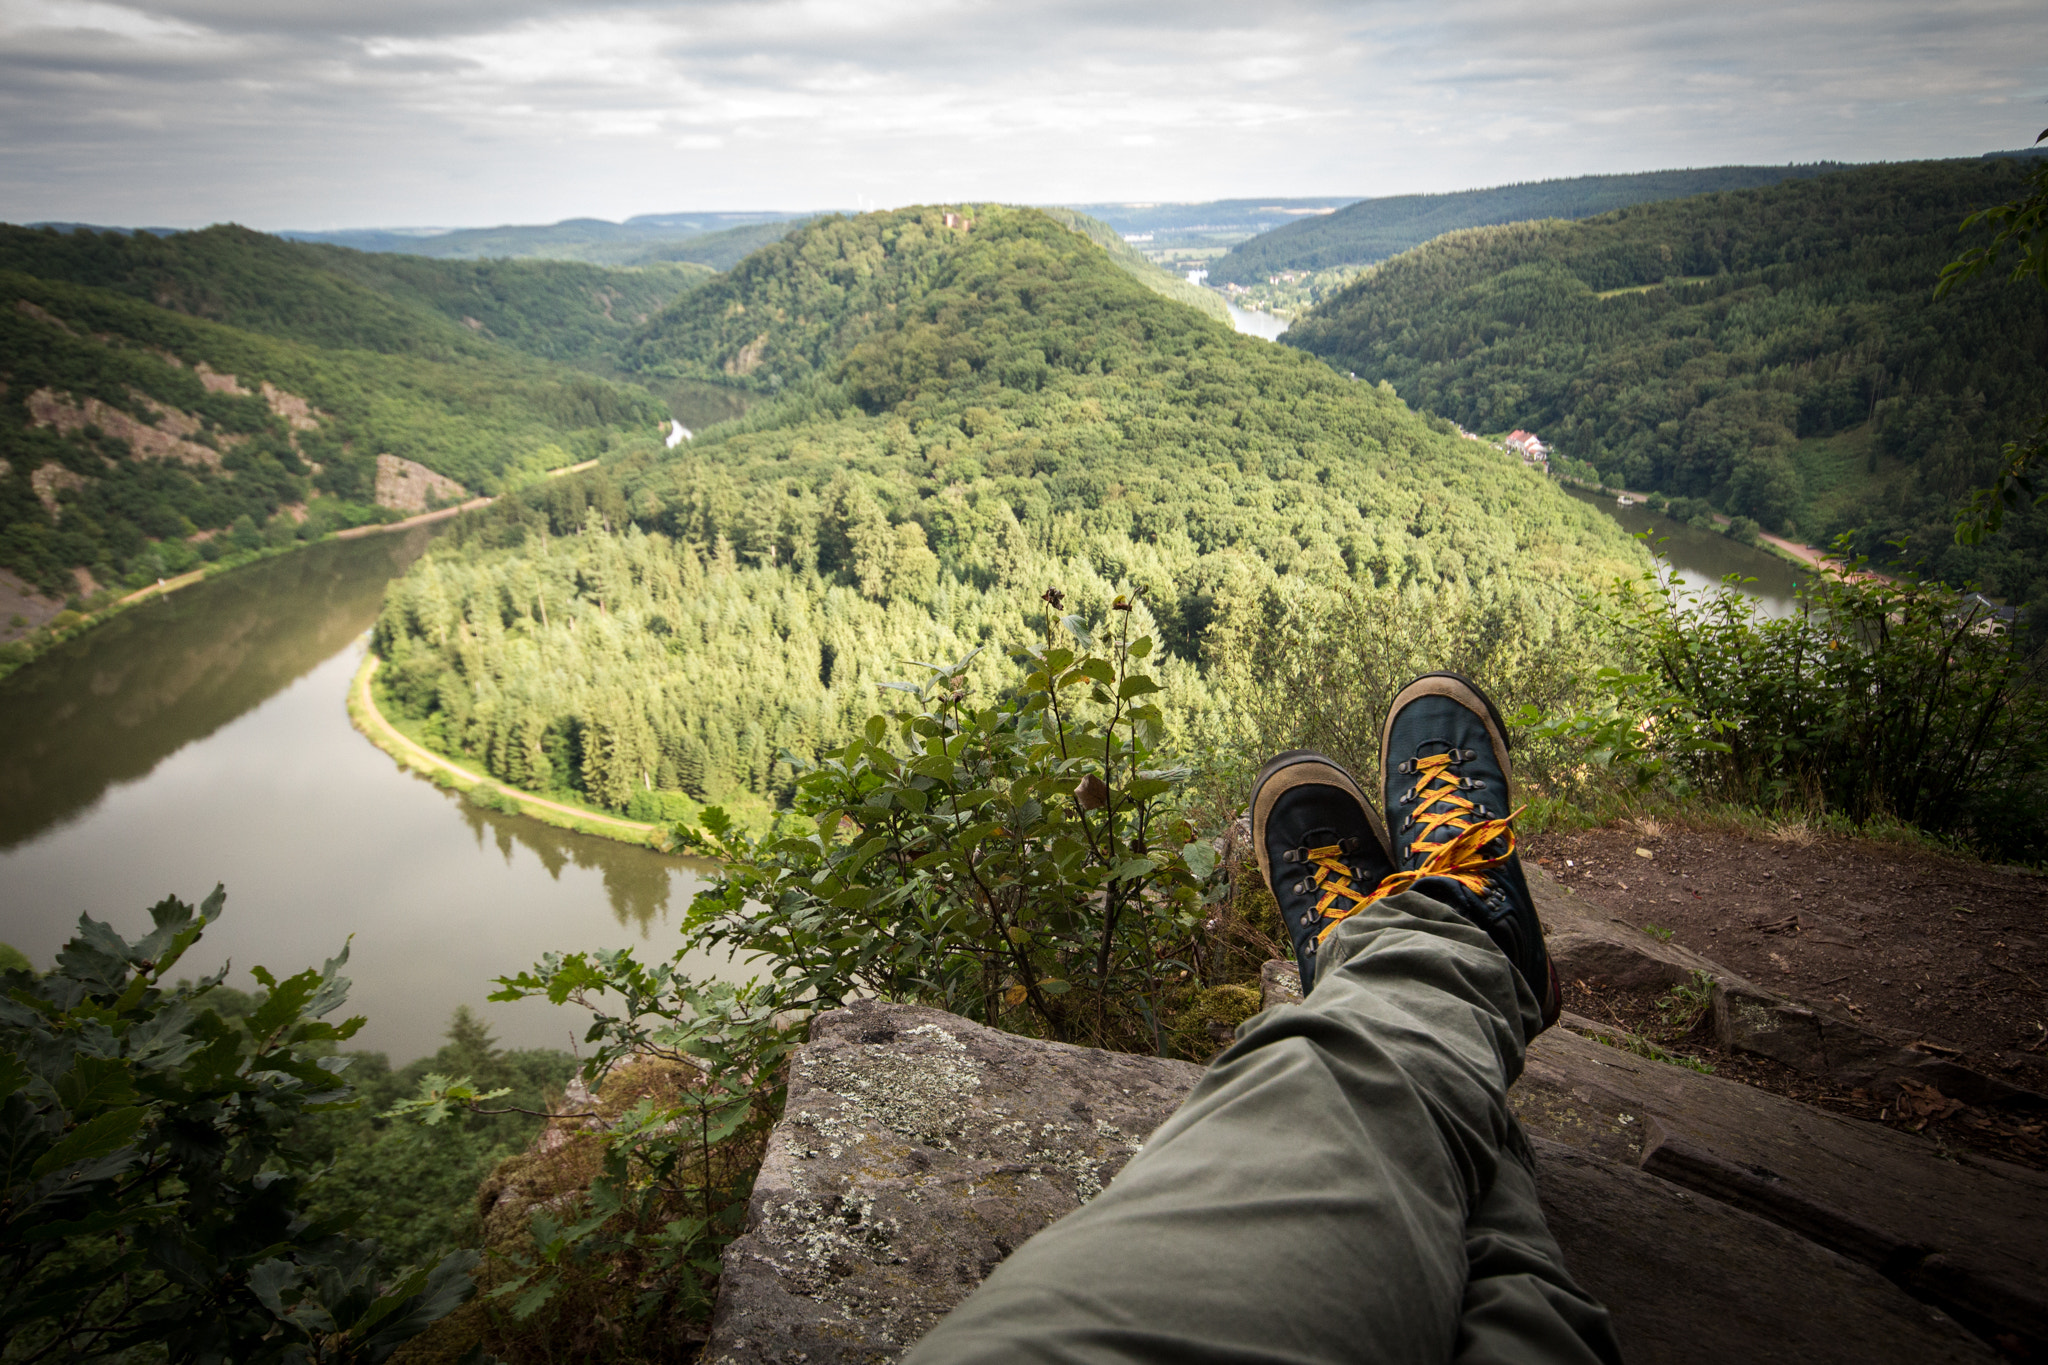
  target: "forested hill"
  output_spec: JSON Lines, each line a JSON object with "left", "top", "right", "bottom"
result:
{"left": 0, "top": 224, "right": 689, "bottom": 599}
{"left": 370, "top": 204, "right": 1647, "bottom": 816}
{"left": 1205, "top": 165, "right": 1847, "bottom": 285}
{"left": 285, "top": 213, "right": 812, "bottom": 270}
{"left": 0, "top": 225, "right": 710, "bottom": 370}
{"left": 1281, "top": 157, "right": 2048, "bottom": 605}
{"left": 625, "top": 206, "right": 1231, "bottom": 392}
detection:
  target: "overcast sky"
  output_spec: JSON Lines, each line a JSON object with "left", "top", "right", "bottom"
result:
{"left": 1, "top": 0, "right": 2043, "bottom": 231}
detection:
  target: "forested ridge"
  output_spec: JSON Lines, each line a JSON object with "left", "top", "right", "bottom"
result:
{"left": 287, "top": 213, "right": 811, "bottom": 271}
{"left": 0, "top": 224, "right": 696, "bottom": 599}
{"left": 1283, "top": 158, "right": 2048, "bottom": 604}
{"left": 374, "top": 204, "right": 1646, "bottom": 815}
{"left": 1206, "top": 164, "right": 1847, "bottom": 285}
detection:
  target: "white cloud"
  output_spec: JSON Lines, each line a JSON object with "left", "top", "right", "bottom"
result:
{"left": 0, "top": 0, "right": 2040, "bottom": 229}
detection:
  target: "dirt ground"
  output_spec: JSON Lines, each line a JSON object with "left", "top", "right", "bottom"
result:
{"left": 1524, "top": 821, "right": 2048, "bottom": 1168}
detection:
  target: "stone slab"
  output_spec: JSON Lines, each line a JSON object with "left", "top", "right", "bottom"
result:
{"left": 1514, "top": 1025, "right": 2048, "bottom": 1345}
{"left": 1530, "top": 1137, "right": 1994, "bottom": 1364}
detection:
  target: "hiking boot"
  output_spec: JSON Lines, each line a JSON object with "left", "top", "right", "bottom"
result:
{"left": 1250, "top": 751, "right": 1396, "bottom": 995}
{"left": 1378, "top": 673, "right": 1562, "bottom": 1031}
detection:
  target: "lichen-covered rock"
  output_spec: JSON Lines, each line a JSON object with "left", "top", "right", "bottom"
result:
{"left": 702, "top": 1000, "right": 1203, "bottom": 1365}
{"left": 1259, "top": 957, "right": 1304, "bottom": 1010}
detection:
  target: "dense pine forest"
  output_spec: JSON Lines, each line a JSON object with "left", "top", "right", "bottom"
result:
{"left": 0, "top": 226, "right": 699, "bottom": 599}
{"left": 1283, "top": 157, "right": 2048, "bottom": 604}
{"left": 1205, "top": 165, "right": 1846, "bottom": 285}
{"left": 372, "top": 204, "right": 1646, "bottom": 816}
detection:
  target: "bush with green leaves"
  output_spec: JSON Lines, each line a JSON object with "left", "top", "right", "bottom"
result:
{"left": 1203, "top": 571, "right": 1614, "bottom": 807}
{"left": 0, "top": 886, "right": 482, "bottom": 1365}
{"left": 384, "top": 968, "right": 802, "bottom": 1358}
{"left": 1524, "top": 543, "right": 2048, "bottom": 856}
{"left": 384, "top": 597, "right": 1224, "bottom": 1352}
{"left": 679, "top": 593, "right": 1222, "bottom": 1052}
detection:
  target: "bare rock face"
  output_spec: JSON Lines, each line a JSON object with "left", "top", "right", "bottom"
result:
{"left": 1514, "top": 1022, "right": 2048, "bottom": 1347}
{"left": 373, "top": 453, "right": 466, "bottom": 513}
{"left": 1531, "top": 1137, "right": 1995, "bottom": 1364}
{"left": 703, "top": 1000, "right": 1202, "bottom": 1365}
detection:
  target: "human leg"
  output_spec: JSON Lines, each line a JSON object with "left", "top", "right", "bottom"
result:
{"left": 906, "top": 678, "right": 1613, "bottom": 1364}
{"left": 903, "top": 887, "right": 1558, "bottom": 1365}
{"left": 1455, "top": 1134, "right": 1621, "bottom": 1365}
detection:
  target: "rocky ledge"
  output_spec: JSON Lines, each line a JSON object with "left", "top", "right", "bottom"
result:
{"left": 704, "top": 990, "right": 2044, "bottom": 1364}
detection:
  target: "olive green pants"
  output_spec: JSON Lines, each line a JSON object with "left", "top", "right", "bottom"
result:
{"left": 904, "top": 890, "right": 1622, "bottom": 1364}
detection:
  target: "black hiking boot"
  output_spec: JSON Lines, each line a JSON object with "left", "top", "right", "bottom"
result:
{"left": 1379, "top": 673, "right": 1562, "bottom": 1032}
{"left": 1250, "top": 751, "right": 1396, "bottom": 996}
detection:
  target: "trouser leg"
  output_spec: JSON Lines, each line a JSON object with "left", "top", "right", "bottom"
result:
{"left": 1455, "top": 1131, "right": 1621, "bottom": 1365}
{"left": 904, "top": 890, "right": 1614, "bottom": 1365}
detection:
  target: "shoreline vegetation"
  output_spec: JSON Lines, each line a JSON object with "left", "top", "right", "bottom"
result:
{"left": 0, "top": 459, "right": 604, "bottom": 683}
{"left": 347, "top": 651, "right": 681, "bottom": 851}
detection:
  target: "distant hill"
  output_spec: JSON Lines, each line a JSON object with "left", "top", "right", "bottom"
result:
{"left": 282, "top": 212, "right": 815, "bottom": 268}
{"left": 0, "top": 223, "right": 679, "bottom": 599}
{"left": 0, "top": 225, "right": 709, "bottom": 371}
{"left": 1205, "top": 166, "right": 1849, "bottom": 284}
{"left": 1055, "top": 198, "right": 1359, "bottom": 248}
{"left": 1035, "top": 209, "right": 1232, "bottom": 322}
{"left": 626, "top": 206, "right": 1247, "bottom": 389}
{"left": 1281, "top": 157, "right": 2048, "bottom": 606}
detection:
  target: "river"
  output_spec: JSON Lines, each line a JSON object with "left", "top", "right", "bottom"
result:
{"left": 1223, "top": 299, "right": 1291, "bottom": 341}
{"left": 0, "top": 531, "right": 717, "bottom": 1062}
{"left": 1562, "top": 487, "right": 1806, "bottom": 618}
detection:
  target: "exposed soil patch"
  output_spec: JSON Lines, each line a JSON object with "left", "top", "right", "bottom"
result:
{"left": 1560, "top": 980, "right": 2048, "bottom": 1174}
{"left": 0, "top": 568, "right": 64, "bottom": 642}
{"left": 1528, "top": 822, "right": 2048, "bottom": 1167}
{"left": 373, "top": 453, "right": 466, "bottom": 513}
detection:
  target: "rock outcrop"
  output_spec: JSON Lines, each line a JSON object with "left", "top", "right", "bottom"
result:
{"left": 1530, "top": 867, "right": 2047, "bottom": 1108}
{"left": 373, "top": 454, "right": 467, "bottom": 513}
{"left": 705, "top": 1001, "right": 1201, "bottom": 1364}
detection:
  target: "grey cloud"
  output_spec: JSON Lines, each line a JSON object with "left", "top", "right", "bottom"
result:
{"left": 0, "top": 0, "right": 2041, "bottom": 229}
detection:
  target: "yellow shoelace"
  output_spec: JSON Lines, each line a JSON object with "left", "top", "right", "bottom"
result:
{"left": 1313, "top": 752, "right": 1524, "bottom": 945}
{"left": 1301, "top": 843, "right": 1376, "bottom": 921}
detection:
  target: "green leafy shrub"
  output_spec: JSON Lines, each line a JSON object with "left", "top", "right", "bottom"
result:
{"left": 679, "top": 595, "right": 1221, "bottom": 1052}
{"left": 392, "top": 969, "right": 802, "bottom": 1360}
{"left": 1205, "top": 574, "right": 1615, "bottom": 806}
{"left": 0, "top": 887, "right": 481, "bottom": 1364}
{"left": 1527, "top": 545, "right": 2048, "bottom": 856}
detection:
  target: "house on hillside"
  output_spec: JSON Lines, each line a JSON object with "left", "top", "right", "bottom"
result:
{"left": 1504, "top": 430, "right": 1549, "bottom": 472}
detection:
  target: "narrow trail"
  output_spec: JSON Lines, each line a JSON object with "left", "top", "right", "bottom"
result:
{"left": 349, "top": 654, "right": 662, "bottom": 839}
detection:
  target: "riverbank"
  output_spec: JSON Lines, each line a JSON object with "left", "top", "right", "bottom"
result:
{"left": 348, "top": 653, "right": 673, "bottom": 851}
{"left": 1, "top": 460, "right": 612, "bottom": 684}
{"left": 1, "top": 537, "right": 336, "bottom": 682}
{"left": 1559, "top": 477, "right": 1850, "bottom": 574}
